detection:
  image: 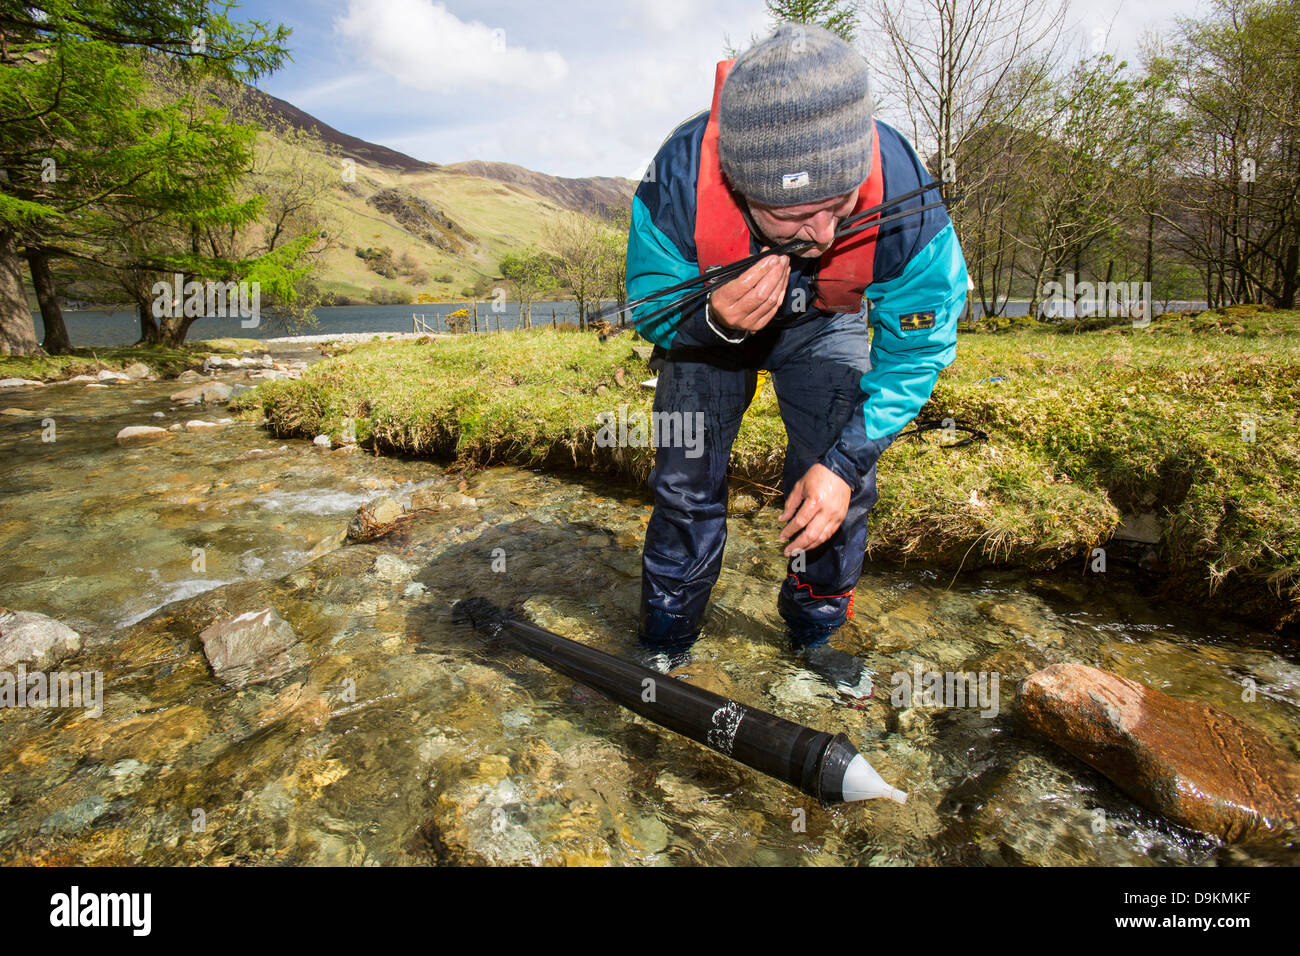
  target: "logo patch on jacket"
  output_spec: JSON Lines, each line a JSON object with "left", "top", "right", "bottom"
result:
{"left": 899, "top": 310, "right": 936, "bottom": 331}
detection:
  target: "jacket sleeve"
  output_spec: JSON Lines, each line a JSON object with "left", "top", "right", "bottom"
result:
{"left": 626, "top": 195, "right": 741, "bottom": 349}
{"left": 818, "top": 221, "right": 967, "bottom": 487}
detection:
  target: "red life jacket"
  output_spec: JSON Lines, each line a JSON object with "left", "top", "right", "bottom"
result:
{"left": 694, "top": 59, "right": 883, "bottom": 314}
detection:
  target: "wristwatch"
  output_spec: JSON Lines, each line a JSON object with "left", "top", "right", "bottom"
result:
{"left": 705, "top": 287, "right": 748, "bottom": 344}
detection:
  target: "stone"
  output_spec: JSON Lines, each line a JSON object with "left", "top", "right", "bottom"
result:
{"left": 1115, "top": 512, "right": 1162, "bottom": 544}
{"left": 184, "top": 420, "right": 224, "bottom": 431}
{"left": 1020, "top": 663, "right": 1300, "bottom": 842}
{"left": 123, "top": 362, "right": 153, "bottom": 380}
{"left": 410, "top": 488, "right": 445, "bottom": 511}
{"left": 151, "top": 411, "right": 165, "bottom": 419}
{"left": 175, "top": 369, "right": 205, "bottom": 383}
{"left": 97, "top": 369, "right": 131, "bottom": 383}
{"left": 116, "top": 425, "right": 171, "bottom": 444}
{"left": 372, "top": 553, "right": 418, "bottom": 584}
{"left": 39, "top": 795, "right": 110, "bottom": 836}
{"left": 232, "top": 446, "right": 289, "bottom": 463}
{"left": 0, "top": 378, "right": 43, "bottom": 388}
{"left": 313, "top": 434, "right": 331, "bottom": 449}
{"left": 0, "top": 609, "right": 82, "bottom": 667}
{"left": 1, "top": 407, "right": 28, "bottom": 416}
{"left": 346, "top": 497, "right": 405, "bottom": 542}
{"left": 198, "top": 607, "right": 304, "bottom": 689}
{"left": 169, "top": 381, "right": 232, "bottom": 405}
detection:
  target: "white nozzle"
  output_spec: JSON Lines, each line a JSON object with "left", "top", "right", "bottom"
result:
{"left": 840, "top": 753, "right": 908, "bottom": 803}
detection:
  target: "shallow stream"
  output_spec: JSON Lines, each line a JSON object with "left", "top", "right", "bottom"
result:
{"left": 0, "top": 370, "right": 1296, "bottom": 865}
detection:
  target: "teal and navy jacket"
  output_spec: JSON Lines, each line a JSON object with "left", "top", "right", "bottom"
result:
{"left": 626, "top": 109, "right": 967, "bottom": 486}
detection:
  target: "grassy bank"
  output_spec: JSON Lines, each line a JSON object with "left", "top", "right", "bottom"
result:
{"left": 0, "top": 339, "right": 267, "bottom": 381}
{"left": 230, "top": 309, "right": 1300, "bottom": 632}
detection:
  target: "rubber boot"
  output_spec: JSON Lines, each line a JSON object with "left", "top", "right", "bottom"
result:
{"left": 779, "top": 591, "right": 873, "bottom": 700}
{"left": 636, "top": 606, "right": 698, "bottom": 673}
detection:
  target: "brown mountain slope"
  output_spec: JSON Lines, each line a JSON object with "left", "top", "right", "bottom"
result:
{"left": 444, "top": 160, "right": 635, "bottom": 219}
{"left": 232, "top": 85, "right": 437, "bottom": 174}
{"left": 235, "top": 84, "right": 635, "bottom": 218}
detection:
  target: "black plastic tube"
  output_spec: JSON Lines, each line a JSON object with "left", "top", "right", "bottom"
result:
{"left": 452, "top": 598, "right": 905, "bottom": 805}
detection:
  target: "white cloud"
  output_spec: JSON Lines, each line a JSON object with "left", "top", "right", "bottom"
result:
{"left": 618, "top": 0, "right": 698, "bottom": 34}
{"left": 335, "top": 0, "right": 568, "bottom": 91}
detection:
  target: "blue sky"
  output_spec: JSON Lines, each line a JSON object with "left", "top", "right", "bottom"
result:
{"left": 235, "top": 0, "right": 1206, "bottom": 180}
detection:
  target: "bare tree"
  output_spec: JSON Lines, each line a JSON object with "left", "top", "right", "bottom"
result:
{"left": 543, "top": 211, "right": 606, "bottom": 329}
{"left": 865, "top": 0, "right": 1069, "bottom": 191}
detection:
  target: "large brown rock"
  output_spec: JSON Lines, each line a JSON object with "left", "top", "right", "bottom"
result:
{"left": 1020, "top": 663, "right": 1300, "bottom": 842}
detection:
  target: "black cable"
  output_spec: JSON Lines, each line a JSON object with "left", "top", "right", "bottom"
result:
{"left": 595, "top": 181, "right": 943, "bottom": 330}
{"left": 602, "top": 199, "right": 947, "bottom": 340}
{"left": 896, "top": 418, "right": 988, "bottom": 448}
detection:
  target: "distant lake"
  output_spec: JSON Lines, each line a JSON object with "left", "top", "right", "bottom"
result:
{"left": 36, "top": 296, "right": 1210, "bottom": 348}
{"left": 35, "top": 300, "right": 591, "bottom": 348}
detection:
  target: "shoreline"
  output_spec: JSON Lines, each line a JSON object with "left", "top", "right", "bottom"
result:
{"left": 260, "top": 331, "right": 452, "bottom": 344}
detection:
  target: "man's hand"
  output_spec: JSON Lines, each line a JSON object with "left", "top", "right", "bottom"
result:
{"left": 779, "top": 462, "right": 852, "bottom": 557}
{"left": 709, "top": 248, "right": 790, "bottom": 334}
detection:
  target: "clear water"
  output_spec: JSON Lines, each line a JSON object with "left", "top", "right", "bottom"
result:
{"left": 0, "top": 372, "right": 1294, "bottom": 865}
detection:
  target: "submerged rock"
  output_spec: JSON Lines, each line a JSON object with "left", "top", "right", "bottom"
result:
{"left": 1020, "top": 663, "right": 1300, "bottom": 842}
{"left": 346, "top": 497, "right": 405, "bottom": 542}
{"left": 372, "top": 553, "right": 418, "bottom": 584}
{"left": 116, "top": 425, "right": 171, "bottom": 444}
{"left": 0, "top": 609, "right": 82, "bottom": 667}
{"left": 232, "top": 445, "right": 289, "bottom": 463}
{"left": 169, "top": 381, "right": 232, "bottom": 405}
{"left": 198, "top": 607, "right": 304, "bottom": 689}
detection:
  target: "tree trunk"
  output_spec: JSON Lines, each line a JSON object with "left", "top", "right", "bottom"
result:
{"left": 134, "top": 294, "right": 161, "bottom": 344}
{"left": 0, "top": 225, "right": 40, "bottom": 356}
{"left": 160, "top": 313, "right": 199, "bottom": 347}
{"left": 1144, "top": 212, "right": 1155, "bottom": 292}
{"left": 27, "top": 246, "right": 71, "bottom": 354}
{"left": 1280, "top": 241, "right": 1298, "bottom": 309}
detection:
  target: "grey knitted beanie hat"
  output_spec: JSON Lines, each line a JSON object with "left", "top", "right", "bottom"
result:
{"left": 718, "top": 22, "right": 875, "bottom": 206}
